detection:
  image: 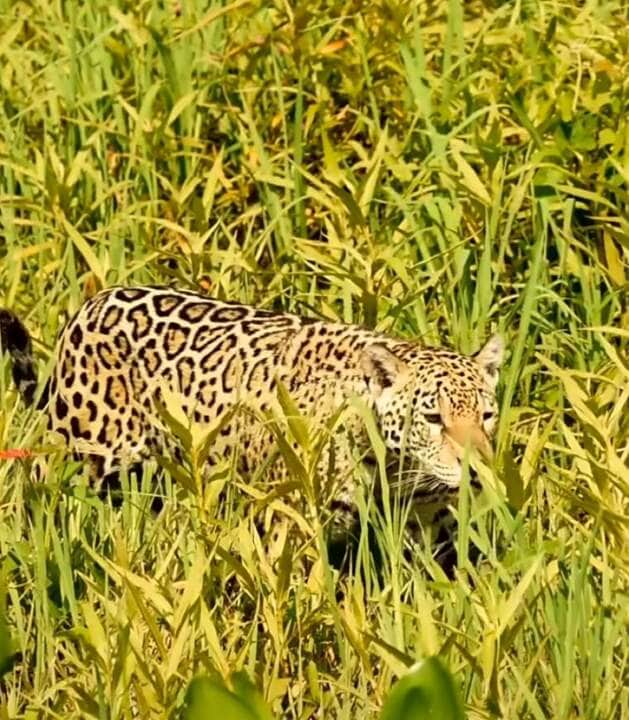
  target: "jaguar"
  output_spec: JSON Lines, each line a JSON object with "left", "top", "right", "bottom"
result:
{"left": 1, "top": 286, "right": 503, "bottom": 557}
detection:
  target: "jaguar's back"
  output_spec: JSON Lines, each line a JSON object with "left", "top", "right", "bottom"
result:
{"left": 47, "top": 287, "right": 378, "bottom": 469}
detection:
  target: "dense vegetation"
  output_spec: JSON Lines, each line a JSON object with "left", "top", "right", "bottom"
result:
{"left": 0, "top": 0, "right": 627, "bottom": 717}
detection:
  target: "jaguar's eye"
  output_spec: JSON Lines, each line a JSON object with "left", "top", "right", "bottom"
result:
{"left": 483, "top": 411, "right": 494, "bottom": 421}
{"left": 423, "top": 413, "right": 442, "bottom": 425}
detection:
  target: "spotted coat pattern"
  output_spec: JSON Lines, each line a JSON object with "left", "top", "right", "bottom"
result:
{"left": 43, "top": 286, "right": 503, "bottom": 536}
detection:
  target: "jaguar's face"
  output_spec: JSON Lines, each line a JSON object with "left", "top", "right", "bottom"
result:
{"left": 361, "top": 336, "right": 503, "bottom": 493}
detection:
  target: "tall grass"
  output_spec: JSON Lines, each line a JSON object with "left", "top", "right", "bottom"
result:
{"left": 0, "top": 0, "right": 627, "bottom": 717}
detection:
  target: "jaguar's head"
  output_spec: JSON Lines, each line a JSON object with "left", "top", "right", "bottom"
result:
{"left": 361, "top": 335, "right": 504, "bottom": 494}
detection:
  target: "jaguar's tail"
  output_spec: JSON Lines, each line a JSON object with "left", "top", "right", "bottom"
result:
{"left": 0, "top": 308, "right": 38, "bottom": 407}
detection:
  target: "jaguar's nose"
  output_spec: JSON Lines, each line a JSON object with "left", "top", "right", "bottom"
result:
{"left": 445, "top": 422, "right": 493, "bottom": 462}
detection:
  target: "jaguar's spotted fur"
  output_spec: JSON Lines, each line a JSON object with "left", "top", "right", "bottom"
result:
{"left": 1, "top": 286, "right": 503, "bottom": 551}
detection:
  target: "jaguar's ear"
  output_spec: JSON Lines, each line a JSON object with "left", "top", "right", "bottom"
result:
{"left": 360, "top": 344, "right": 408, "bottom": 398}
{"left": 474, "top": 334, "right": 504, "bottom": 388}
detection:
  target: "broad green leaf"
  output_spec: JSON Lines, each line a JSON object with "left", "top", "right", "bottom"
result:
{"left": 183, "top": 674, "right": 274, "bottom": 720}
{"left": 231, "top": 672, "right": 275, "bottom": 720}
{"left": 380, "top": 657, "right": 465, "bottom": 720}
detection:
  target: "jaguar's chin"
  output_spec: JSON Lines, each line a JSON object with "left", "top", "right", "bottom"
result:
{"left": 363, "top": 456, "right": 443, "bottom": 499}
{"left": 383, "top": 462, "right": 459, "bottom": 503}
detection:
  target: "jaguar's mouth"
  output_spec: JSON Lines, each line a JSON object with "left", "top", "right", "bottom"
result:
{"left": 361, "top": 448, "right": 483, "bottom": 503}
{"left": 396, "top": 474, "right": 455, "bottom": 501}
{"left": 385, "top": 461, "right": 481, "bottom": 499}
